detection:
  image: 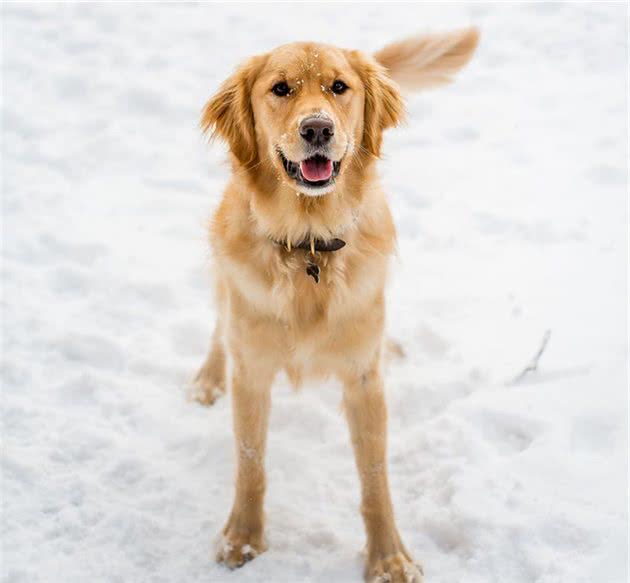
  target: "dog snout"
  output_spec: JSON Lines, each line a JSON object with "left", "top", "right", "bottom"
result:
{"left": 299, "top": 117, "right": 334, "bottom": 146}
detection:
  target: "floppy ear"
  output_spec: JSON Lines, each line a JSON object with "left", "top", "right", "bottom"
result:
{"left": 350, "top": 52, "right": 405, "bottom": 158}
{"left": 374, "top": 27, "right": 479, "bottom": 91}
{"left": 201, "top": 55, "right": 266, "bottom": 167}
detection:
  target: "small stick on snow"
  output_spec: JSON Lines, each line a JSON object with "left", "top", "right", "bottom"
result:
{"left": 511, "top": 329, "right": 551, "bottom": 385}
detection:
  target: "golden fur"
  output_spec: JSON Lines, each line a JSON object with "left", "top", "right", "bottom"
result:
{"left": 194, "top": 28, "right": 479, "bottom": 582}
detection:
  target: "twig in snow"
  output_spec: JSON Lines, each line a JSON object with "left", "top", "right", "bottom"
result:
{"left": 511, "top": 329, "right": 551, "bottom": 385}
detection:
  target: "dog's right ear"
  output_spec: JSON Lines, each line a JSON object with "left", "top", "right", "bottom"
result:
{"left": 201, "top": 55, "right": 267, "bottom": 168}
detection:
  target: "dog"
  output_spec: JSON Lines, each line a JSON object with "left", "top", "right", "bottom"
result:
{"left": 194, "top": 28, "right": 479, "bottom": 582}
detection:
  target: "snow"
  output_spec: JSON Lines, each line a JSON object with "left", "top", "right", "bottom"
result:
{"left": 1, "top": 3, "right": 627, "bottom": 583}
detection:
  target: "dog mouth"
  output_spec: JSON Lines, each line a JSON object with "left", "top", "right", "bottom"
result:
{"left": 279, "top": 151, "right": 341, "bottom": 189}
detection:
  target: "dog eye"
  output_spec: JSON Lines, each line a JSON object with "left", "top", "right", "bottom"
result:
{"left": 271, "top": 82, "right": 291, "bottom": 97}
{"left": 331, "top": 80, "right": 348, "bottom": 94}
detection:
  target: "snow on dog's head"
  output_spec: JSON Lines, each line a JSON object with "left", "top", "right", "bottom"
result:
{"left": 202, "top": 30, "right": 478, "bottom": 198}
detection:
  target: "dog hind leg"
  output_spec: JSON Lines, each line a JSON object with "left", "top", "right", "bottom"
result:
{"left": 192, "top": 318, "right": 226, "bottom": 406}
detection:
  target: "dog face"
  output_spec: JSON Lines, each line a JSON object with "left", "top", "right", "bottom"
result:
{"left": 251, "top": 44, "right": 365, "bottom": 196}
{"left": 203, "top": 30, "right": 479, "bottom": 197}
{"left": 202, "top": 42, "right": 404, "bottom": 196}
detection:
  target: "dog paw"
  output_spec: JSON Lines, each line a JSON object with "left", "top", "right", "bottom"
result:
{"left": 189, "top": 362, "right": 225, "bottom": 406}
{"left": 191, "top": 347, "right": 226, "bottom": 406}
{"left": 366, "top": 552, "right": 424, "bottom": 583}
{"left": 189, "top": 380, "right": 224, "bottom": 406}
{"left": 215, "top": 531, "right": 266, "bottom": 569}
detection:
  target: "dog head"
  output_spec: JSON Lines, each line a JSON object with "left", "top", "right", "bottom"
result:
{"left": 202, "top": 29, "right": 479, "bottom": 197}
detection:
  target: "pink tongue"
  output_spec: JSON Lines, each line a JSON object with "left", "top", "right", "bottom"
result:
{"left": 300, "top": 158, "right": 333, "bottom": 182}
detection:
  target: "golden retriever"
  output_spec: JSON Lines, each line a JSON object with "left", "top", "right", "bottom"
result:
{"left": 194, "top": 28, "right": 479, "bottom": 582}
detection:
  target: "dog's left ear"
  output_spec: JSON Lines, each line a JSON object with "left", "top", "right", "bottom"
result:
{"left": 349, "top": 52, "right": 405, "bottom": 159}
{"left": 374, "top": 27, "right": 480, "bottom": 91}
{"left": 201, "top": 55, "right": 267, "bottom": 168}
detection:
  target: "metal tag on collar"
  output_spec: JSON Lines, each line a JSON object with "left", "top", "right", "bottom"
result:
{"left": 306, "top": 262, "right": 320, "bottom": 283}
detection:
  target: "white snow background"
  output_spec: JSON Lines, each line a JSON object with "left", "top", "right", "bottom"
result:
{"left": 1, "top": 3, "right": 628, "bottom": 583}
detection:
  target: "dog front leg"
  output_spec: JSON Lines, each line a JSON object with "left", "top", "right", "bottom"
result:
{"left": 342, "top": 363, "right": 423, "bottom": 583}
{"left": 216, "top": 347, "right": 274, "bottom": 568}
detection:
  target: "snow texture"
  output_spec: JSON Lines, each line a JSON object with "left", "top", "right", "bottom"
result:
{"left": 2, "top": 3, "right": 627, "bottom": 583}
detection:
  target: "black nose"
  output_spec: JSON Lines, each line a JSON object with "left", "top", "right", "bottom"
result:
{"left": 299, "top": 117, "right": 334, "bottom": 145}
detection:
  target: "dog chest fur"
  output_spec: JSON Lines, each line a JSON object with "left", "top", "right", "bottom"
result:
{"left": 211, "top": 177, "right": 395, "bottom": 375}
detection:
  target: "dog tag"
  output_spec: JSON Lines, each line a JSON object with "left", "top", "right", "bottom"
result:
{"left": 306, "top": 263, "right": 320, "bottom": 283}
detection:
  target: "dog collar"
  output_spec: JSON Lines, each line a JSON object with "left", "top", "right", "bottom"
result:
{"left": 289, "top": 237, "right": 346, "bottom": 253}
{"left": 271, "top": 236, "right": 346, "bottom": 283}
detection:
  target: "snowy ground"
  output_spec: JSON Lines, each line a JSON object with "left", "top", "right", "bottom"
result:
{"left": 2, "top": 3, "right": 628, "bottom": 583}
